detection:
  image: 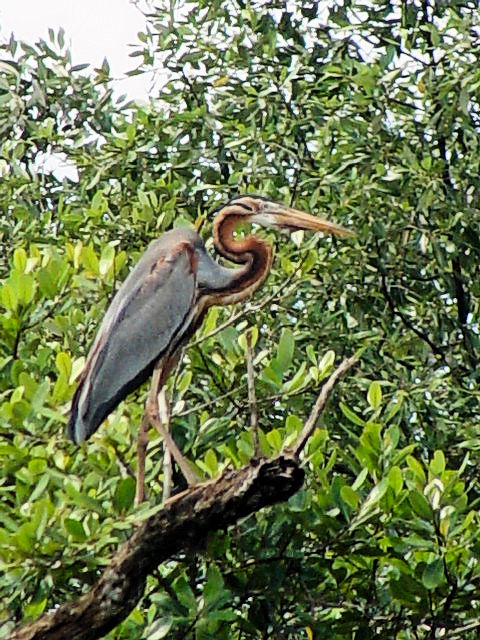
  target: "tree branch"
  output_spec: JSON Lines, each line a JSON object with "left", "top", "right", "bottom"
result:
{"left": 245, "top": 330, "right": 259, "bottom": 456}
{"left": 293, "top": 355, "right": 359, "bottom": 456}
{"left": 379, "top": 267, "right": 446, "bottom": 362}
{"left": 8, "top": 354, "right": 356, "bottom": 640}
{"left": 7, "top": 456, "right": 304, "bottom": 640}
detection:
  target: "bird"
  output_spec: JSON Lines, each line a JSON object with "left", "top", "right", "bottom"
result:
{"left": 68, "top": 194, "right": 352, "bottom": 483}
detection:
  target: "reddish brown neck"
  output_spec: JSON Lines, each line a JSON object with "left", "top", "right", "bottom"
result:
{"left": 212, "top": 208, "right": 273, "bottom": 302}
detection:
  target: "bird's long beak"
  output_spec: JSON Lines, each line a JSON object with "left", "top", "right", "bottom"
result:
{"left": 252, "top": 201, "right": 353, "bottom": 237}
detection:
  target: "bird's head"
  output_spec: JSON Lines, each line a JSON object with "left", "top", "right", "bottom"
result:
{"left": 207, "top": 194, "right": 353, "bottom": 299}
{"left": 221, "top": 194, "right": 353, "bottom": 237}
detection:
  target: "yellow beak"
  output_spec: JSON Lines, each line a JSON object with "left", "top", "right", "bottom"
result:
{"left": 252, "top": 201, "right": 354, "bottom": 237}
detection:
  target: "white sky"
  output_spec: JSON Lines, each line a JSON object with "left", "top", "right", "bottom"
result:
{"left": 0, "top": 0, "right": 149, "bottom": 100}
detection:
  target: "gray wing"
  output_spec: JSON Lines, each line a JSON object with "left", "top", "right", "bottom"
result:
{"left": 68, "top": 232, "right": 199, "bottom": 443}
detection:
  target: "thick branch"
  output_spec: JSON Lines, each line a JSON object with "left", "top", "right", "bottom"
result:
{"left": 9, "top": 350, "right": 356, "bottom": 640}
{"left": 8, "top": 456, "right": 304, "bottom": 640}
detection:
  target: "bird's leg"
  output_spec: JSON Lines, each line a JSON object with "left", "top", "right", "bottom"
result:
{"left": 245, "top": 330, "right": 261, "bottom": 458}
{"left": 146, "top": 364, "right": 199, "bottom": 487}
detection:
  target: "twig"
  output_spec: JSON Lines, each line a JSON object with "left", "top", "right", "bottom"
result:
{"left": 174, "top": 386, "right": 241, "bottom": 417}
{"left": 245, "top": 330, "right": 259, "bottom": 456}
{"left": 113, "top": 446, "right": 136, "bottom": 481}
{"left": 444, "top": 619, "right": 480, "bottom": 637}
{"left": 293, "top": 355, "right": 359, "bottom": 457}
{"left": 135, "top": 414, "right": 150, "bottom": 506}
{"left": 159, "top": 389, "right": 173, "bottom": 502}
{"left": 379, "top": 267, "right": 446, "bottom": 361}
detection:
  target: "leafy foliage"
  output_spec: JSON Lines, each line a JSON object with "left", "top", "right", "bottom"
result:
{"left": 1, "top": 1, "right": 480, "bottom": 638}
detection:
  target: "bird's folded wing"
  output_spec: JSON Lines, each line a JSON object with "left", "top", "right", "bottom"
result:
{"left": 68, "top": 240, "right": 197, "bottom": 443}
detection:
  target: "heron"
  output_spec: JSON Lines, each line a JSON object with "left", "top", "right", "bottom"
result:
{"left": 68, "top": 195, "right": 352, "bottom": 490}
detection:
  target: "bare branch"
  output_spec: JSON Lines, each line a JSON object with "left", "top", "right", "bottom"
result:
{"left": 135, "top": 415, "right": 150, "bottom": 505}
{"left": 245, "top": 330, "right": 259, "bottom": 456}
{"left": 159, "top": 389, "right": 173, "bottom": 501}
{"left": 293, "top": 355, "right": 359, "bottom": 457}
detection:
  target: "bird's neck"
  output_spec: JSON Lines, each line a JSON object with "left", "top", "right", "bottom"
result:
{"left": 211, "top": 211, "right": 273, "bottom": 304}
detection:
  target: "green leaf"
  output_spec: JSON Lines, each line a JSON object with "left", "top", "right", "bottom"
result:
{"left": 203, "top": 564, "right": 225, "bottom": 605}
{"left": 266, "top": 428, "right": 283, "bottom": 453}
{"left": 422, "top": 558, "right": 444, "bottom": 590}
{"left": 16, "top": 522, "right": 35, "bottom": 552}
{"left": 318, "top": 349, "right": 335, "bottom": 376}
{"left": 99, "top": 244, "right": 115, "bottom": 277}
{"left": 390, "top": 575, "right": 425, "bottom": 604}
{"left": 13, "top": 247, "right": 28, "bottom": 273}
{"left": 64, "top": 518, "right": 87, "bottom": 541}
{"left": 65, "top": 483, "right": 106, "bottom": 515}
{"left": 340, "top": 485, "right": 359, "bottom": 509}
{"left": 113, "top": 477, "right": 136, "bottom": 512}
{"left": 37, "top": 267, "right": 57, "bottom": 298}
{"left": 352, "top": 467, "right": 369, "bottom": 491}
{"left": 383, "top": 424, "right": 400, "bottom": 454}
{"left": 37, "top": 257, "right": 69, "bottom": 298}
{"left": 81, "top": 245, "right": 99, "bottom": 274}
{"left": 203, "top": 448, "right": 219, "bottom": 477}
{"left": 408, "top": 489, "right": 431, "bottom": 519}
{"left": 146, "top": 617, "right": 174, "bottom": 640}
{"left": 340, "top": 402, "right": 365, "bottom": 426}
{"left": 28, "top": 458, "right": 47, "bottom": 475}
{"left": 276, "top": 328, "right": 294, "bottom": 372}
{"left": 24, "top": 598, "right": 47, "bottom": 620}
{"left": 306, "top": 344, "right": 317, "bottom": 365}
{"left": 388, "top": 466, "right": 403, "bottom": 494}
{"left": 429, "top": 450, "right": 445, "bottom": 476}
{"left": 56, "top": 352, "right": 72, "bottom": 380}
{"left": 360, "top": 422, "right": 382, "bottom": 456}
{"left": 202, "top": 307, "right": 219, "bottom": 335}
{"left": 173, "top": 576, "right": 197, "bottom": 613}
{"left": 16, "top": 272, "right": 35, "bottom": 305}
{"left": 367, "top": 381, "right": 382, "bottom": 410}
{"left": 0, "top": 282, "right": 18, "bottom": 311}
{"left": 238, "top": 326, "right": 258, "bottom": 352}
{"left": 288, "top": 489, "right": 309, "bottom": 512}
{"left": 406, "top": 456, "right": 426, "bottom": 483}
{"left": 30, "top": 379, "right": 50, "bottom": 412}
{"left": 439, "top": 505, "right": 455, "bottom": 537}
{"left": 89, "top": 190, "right": 107, "bottom": 215}
{"left": 261, "top": 364, "right": 282, "bottom": 388}
{"left": 282, "top": 361, "right": 307, "bottom": 393}
{"left": 353, "top": 478, "right": 389, "bottom": 526}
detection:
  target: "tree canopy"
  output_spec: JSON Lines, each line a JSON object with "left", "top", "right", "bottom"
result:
{"left": 1, "top": 1, "right": 480, "bottom": 638}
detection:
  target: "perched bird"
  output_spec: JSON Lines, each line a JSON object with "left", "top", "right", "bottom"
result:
{"left": 68, "top": 195, "right": 351, "bottom": 470}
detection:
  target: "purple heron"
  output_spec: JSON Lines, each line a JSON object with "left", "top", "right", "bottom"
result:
{"left": 68, "top": 195, "right": 351, "bottom": 483}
